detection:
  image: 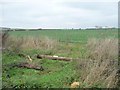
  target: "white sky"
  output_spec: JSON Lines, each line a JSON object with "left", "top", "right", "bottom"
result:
{"left": 0, "top": 0, "right": 119, "bottom": 29}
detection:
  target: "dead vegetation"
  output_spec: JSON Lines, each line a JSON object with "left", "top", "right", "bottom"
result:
{"left": 75, "top": 38, "right": 119, "bottom": 88}
{"left": 2, "top": 31, "right": 9, "bottom": 48}
{"left": 18, "top": 36, "right": 58, "bottom": 50}
{"left": 3, "top": 35, "right": 58, "bottom": 54}
{"left": 0, "top": 31, "right": 9, "bottom": 50}
{"left": 0, "top": 32, "right": 2, "bottom": 48}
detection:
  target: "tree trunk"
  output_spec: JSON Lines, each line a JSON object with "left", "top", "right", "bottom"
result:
{"left": 12, "top": 62, "right": 44, "bottom": 71}
{"left": 37, "top": 55, "right": 73, "bottom": 61}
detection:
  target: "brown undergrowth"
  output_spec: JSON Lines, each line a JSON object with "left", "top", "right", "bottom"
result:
{"left": 75, "top": 38, "right": 119, "bottom": 88}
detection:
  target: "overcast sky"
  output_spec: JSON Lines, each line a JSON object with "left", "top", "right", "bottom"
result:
{"left": 0, "top": 0, "right": 119, "bottom": 29}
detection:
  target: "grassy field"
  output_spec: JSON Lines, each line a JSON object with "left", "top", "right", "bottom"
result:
{"left": 9, "top": 29, "right": 118, "bottom": 43}
{"left": 2, "top": 29, "right": 118, "bottom": 88}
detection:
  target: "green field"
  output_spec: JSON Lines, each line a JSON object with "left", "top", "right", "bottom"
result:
{"left": 9, "top": 29, "right": 118, "bottom": 43}
{"left": 2, "top": 29, "right": 118, "bottom": 88}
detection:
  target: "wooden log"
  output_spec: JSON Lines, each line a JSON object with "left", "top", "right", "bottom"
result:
{"left": 26, "top": 55, "right": 33, "bottom": 62}
{"left": 18, "top": 53, "right": 32, "bottom": 62}
{"left": 37, "top": 55, "right": 73, "bottom": 61}
{"left": 12, "top": 62, "right": 44, "bottom": 71}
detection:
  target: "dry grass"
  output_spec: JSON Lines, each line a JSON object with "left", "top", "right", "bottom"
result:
{"left": 87, "top": 38, "right": 118, "bottom": 60}
{"left": 76, "top": 38, "right": 119, "bottom": 88}
{"left": 4, "top": 36, "right": 58, "bottom": 53}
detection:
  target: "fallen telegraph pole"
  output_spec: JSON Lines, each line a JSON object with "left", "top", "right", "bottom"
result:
{"left": 37, "top": 55, "right": 73, "bottom": 61}
{"left": 6, "top": 61, "right": 44, "bottom": 71}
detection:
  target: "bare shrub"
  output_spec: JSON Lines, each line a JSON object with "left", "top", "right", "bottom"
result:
{"left": 1, "top": 31, "right": 9, "bottom": 49}
{"left": 76, "top": 38, "right": 119, "bottom": 88}
{"left": 0, "top": 32, "right": 2, "bottom": 48}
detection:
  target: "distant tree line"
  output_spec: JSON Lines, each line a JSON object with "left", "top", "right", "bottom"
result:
{"left": 0, "top": 27, "right": 118, "bottom": 31}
